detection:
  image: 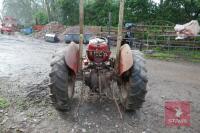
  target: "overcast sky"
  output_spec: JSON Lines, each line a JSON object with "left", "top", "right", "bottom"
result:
{"left": 153, "top": 0, "right": 160, "bottom": 4}
{"left": 0, "top": 0, "right": 2, "bottom": 18}
{"left": 0, "top": 0, "right": 2, "bottom": 10}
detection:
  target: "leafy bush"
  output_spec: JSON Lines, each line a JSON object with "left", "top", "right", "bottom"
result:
{"left": 34, "top": 11, "right": 48, "bottom": 25}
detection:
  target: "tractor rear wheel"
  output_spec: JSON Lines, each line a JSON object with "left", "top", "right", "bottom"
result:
{"left": 49, "top": 52, "right": 75, "bottom": 111}
{"left": 119, "top": 50, "right": 148, "bottom": 111}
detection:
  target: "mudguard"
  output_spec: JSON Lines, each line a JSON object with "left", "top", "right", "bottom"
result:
{"left": 64, "top": 42, "right": 79, "bottom": 75}
{"left": 119, "top": 44, "right": 133, "bottom": 76}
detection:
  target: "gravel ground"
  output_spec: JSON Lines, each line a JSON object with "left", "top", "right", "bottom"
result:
{"left": 0, "top": 34, "right": 200, "bottom": 133}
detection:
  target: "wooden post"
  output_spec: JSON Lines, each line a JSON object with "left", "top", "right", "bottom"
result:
{"left": 115, "top": 0, "right": 125, "bottom": 72}
{"left": 79, "top": 0, "right": 84, "bottom": 71}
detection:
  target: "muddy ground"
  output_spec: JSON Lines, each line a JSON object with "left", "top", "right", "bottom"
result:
{"left": 0, "top": 34, "right": 200, "bottom": 133}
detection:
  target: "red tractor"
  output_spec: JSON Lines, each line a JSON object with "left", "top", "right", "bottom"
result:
{"left": 49, "top": 0, "right": 148, "bottom": 113}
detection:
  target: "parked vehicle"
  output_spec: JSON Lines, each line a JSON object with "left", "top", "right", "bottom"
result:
{"left": 45, "top": 33, "right": 60, "bottom": 43}
{"left": 20, "top": 27, "right": 33, "bottom": 35}
{"left": 0, "top": 16, "right": 17, "bottom": 35}
{"left": 64, "top": 33, "right": 93, "bottom": 44}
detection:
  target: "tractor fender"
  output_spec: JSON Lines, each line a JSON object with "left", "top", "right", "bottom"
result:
{"left": 119, "top": 44, "right": 133, "bottom": 76}
{"left": 64, "top": 42, "right": 79, "bottom": 75}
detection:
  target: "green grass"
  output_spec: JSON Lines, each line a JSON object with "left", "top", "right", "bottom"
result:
{"left": 0, "top": 97, "right": 9, "bottom": 109}
{"left": 144, "top": 48, "right": 200, "bottom": 63}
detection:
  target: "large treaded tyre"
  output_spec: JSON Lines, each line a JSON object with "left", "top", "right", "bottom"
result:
{"left": 119, "top": 50, "right": 148, "bottom": 111}
{"left": 49, "top": 52, "right": 75, "bottom": 111}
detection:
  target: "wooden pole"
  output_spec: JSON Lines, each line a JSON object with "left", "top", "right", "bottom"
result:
{"left": 115, "top": 0, "right": 125, "bottom": 72}
{"left": 79, "top": 0, "right": 84, "bottom": 71}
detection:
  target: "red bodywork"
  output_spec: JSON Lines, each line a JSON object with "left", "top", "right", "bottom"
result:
{"left": 63, "top": 41, "right": 133, "bottom": 77}
{"left": 86, "top": 41, "right": 111, "bottom": 63}
{"left": 119, "top": 44, "right": 133, "bottom": 75}
{"left": 0, "top": 16, "right": 17, "bottom": 33}
{"left": 64, "top": 42, "right": 80, "bottom": 75}
{"left": 32, "top": 25, "right": 44, "bottom": 31}
{"left": 1, "top": 26, "right": 13, "bottom": 32}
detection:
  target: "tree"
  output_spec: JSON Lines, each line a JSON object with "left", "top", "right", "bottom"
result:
{"left": 2, "top": 0, "right": 200, "bottom": 26}
{"left": 183, "top": 0, "right": 200, "bottom": 21}
{"left": 85, "top": 0, "right": 119, "bottom": 26}
{"left": 2, "top": 0, "right": 34, "bottom": 25}
{"left": 157, "top": 0, "right": 200, "bottom": 23}
{"left": 2, "top": 0, "right": 46, "bottom": 25}
{"left": 44, "top": 0, "right": 51, "bottom": 22}
{"left": 124, "top": 0, "right": 158, "bottom": 23}
{"left": 57, "top": 0, "right": 79, "bottom": 25}
{"left": 34, "top": 11, "right": 48, "bottom": 25}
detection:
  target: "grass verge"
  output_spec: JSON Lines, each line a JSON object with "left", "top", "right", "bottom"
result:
{"left": 144, "top": 48, "right": 200, "bottom": 63}
{"left": 0, "top": 97, "right": 9, "bottom": 109}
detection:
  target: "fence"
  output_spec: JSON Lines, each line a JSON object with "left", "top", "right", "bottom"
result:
{"left": 101, "top": 24, "right": 200, "bottom": 61}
